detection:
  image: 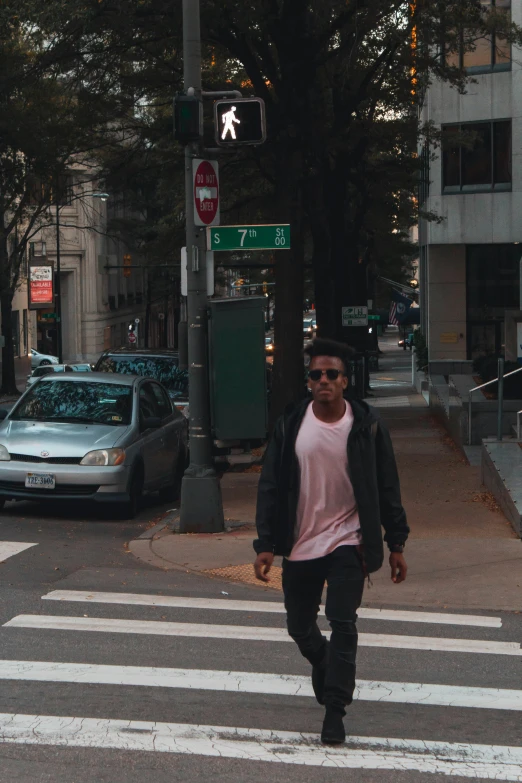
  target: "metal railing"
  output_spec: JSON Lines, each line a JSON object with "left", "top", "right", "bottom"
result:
{"left": 517, "top": 410, "right": 522, "bottom": 441}
{"left": 467, "top": 359, "right": 522, "bottom": 445}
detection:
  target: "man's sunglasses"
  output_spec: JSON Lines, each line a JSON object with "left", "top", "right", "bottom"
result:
{"left": 308, "top": 369, "right": 343, "bottom": 382}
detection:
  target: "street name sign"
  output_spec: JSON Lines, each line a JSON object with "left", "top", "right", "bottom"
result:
{"left": 193, "top": 159, "right": 219, "bottom": 227}
{"left": 207, "top": 224, "right": 290, "bottom": 251}
{"left": 342, "top": 306, "right": 368, "bottom": 327}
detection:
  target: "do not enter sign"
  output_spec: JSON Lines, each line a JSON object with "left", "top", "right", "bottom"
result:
{"left": 193, "top": 159, "right": 219, "bottom": 227}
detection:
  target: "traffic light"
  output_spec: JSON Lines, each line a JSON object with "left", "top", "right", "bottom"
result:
{"left": 123, "top": 254, "right": 131, "bottom": 278}
{"left": 214, "top": 98, "right": 266, "bottom": 147}
{"left": 173, "top": 94, "right": 203, "bottom": 143}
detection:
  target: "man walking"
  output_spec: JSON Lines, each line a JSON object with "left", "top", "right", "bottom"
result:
{"left": 254, "top": 338, "right": 409, "bottom": 745}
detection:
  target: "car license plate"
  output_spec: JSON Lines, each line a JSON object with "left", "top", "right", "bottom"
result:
{"left": 25, "top": 473, "right": 55, "bottom": 489}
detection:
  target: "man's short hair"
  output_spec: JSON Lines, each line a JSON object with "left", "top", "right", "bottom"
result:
{"left": 304, "top": 338, "right": 356, "bottom": 375}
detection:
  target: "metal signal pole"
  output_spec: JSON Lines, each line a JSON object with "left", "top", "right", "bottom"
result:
{"left": 179, "top": 0, "right": 224, "bottom": 533}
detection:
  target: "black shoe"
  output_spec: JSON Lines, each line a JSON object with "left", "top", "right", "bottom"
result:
{"left": 311, "top": 645, "right": 328, "bottom": 705}
{"left": 321, "top": 707, "right": 346, "bottom": 745}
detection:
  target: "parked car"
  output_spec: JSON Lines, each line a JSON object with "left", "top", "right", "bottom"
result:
{"left": 94, "top": 349, "right": 188, "bottom": 404}
{"left": 265, "top": 336, "right": 274, "bottom": 354}
{"left": 0, "top": 372, "right": 188, "bottom": 518}
{"left": 29, "top": 349, "right": 59, "bottom": 369}
{"left": 26, "top": 363, "right": 92, "bottom": 388}
{"left": 303, "top": 319, "right": 316, "bottom": 338}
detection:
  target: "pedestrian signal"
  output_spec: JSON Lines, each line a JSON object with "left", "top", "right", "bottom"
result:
{"left": 214, "top": 98, "right": 266, "bottom": 147}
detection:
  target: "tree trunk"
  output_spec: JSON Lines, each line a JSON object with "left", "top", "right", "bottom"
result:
{"left": 144, "top": 276, "right": 151, "bottom": 349}
{"left": 0, "top": 228, "right": 18, "bottom": 396}
{"left": 269, "top": 149, "right": 306, "bottom": 431}
{"left": 0, "top": 290, "right": 18, "bottom": 396}
{"left": 305, "top": 177, "right": 336, "bottom": 339}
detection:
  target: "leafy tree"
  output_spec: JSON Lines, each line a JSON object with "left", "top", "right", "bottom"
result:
{"left": 23, "top": 0, "right": 521, "bottom": 421}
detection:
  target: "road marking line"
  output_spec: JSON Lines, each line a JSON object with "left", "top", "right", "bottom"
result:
{"left": 0, "top": 660, "right": 520, "bottom": 711}
{"left": 0, "top": 713, "right": 521, "bottom": 776}
{"left": 0, "top": 542, "right": 37, "bottom": 563}
{"left": 5, "top": 616, "right": 521, "bottom": 656}
{"left": 42, "top": 591, "right": 502, "bottom": 629}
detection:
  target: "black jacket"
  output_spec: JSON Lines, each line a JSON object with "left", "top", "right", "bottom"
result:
{"left": 254, "top": 399, "right": 409, "bottom": 574}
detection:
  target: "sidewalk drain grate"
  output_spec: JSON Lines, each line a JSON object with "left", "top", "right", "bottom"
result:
{"left": 203, "top": 563, "right": 283, "bottom": 591}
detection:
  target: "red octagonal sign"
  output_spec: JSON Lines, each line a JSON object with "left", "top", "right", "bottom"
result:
{"left": 193, "top": 159, "right": 219, "bottom": 227}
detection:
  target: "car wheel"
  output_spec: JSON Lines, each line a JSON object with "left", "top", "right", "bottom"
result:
{"left": 40, "top": 359, "right": 51, "bottom": 366}
{"left": 118, "top": 467, "right": 144, "bottom": 520}
{"left": 159, "top": 447, "right": 187, "bottom": 503}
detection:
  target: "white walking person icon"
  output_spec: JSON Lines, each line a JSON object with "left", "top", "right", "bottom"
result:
{"left": 221, "top": 106, "right": 241, "bottom": 140}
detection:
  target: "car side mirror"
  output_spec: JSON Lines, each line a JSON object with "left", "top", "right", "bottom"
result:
{"left": 142, "top": 416, "right": 162, "bottom": 430}
{"left": 0, "top": 409, "right": 8, "bottom": 421}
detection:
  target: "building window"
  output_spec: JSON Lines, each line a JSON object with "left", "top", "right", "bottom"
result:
{"left": 54, "top": 173, "right": 75, "bottom": 206}
{"left": 446, "top": 0, "right": 511, "bottom": 73}
{"left": 442, "top": 121, "right": 511, "bottom": 193}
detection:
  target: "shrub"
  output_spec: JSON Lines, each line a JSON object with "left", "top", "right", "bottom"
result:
{"left": 412, "top": 330, "right": 428, "bottom": 372}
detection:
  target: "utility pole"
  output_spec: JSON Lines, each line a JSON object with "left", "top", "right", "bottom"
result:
{"left": 179, "top": 0, "right": 224, "bottom": 533}
{"left": 55, "top": 200, "right": 63, "bottom": 364}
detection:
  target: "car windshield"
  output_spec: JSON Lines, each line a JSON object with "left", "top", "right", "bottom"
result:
{"left": 33, "top": 366, "right": 58, "bottom": 378}
{"left": 11, "top": 381, "right": 133, "bottom": 425}
{"left": 97, "top": 355, "right": 188, "bottom": 400}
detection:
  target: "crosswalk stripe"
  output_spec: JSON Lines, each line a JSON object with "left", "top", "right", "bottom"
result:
{"left": 5, "top": 615, "right": 521, "bottom": 656}
{"left": 42, "top": 590, "right": 502, "bottom": 628}
{"left": 0, "top": 542, "right": 37, "bottom": 562}
{"left": 0, "top": 713, "right": 520, "bottom": 776}
{"left": 0, "top": 660, "right": 520, "bottom": 711}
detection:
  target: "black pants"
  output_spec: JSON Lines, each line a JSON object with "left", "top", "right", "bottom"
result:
{"left": 282, "top": 545, "right": 365, "bottom": 710}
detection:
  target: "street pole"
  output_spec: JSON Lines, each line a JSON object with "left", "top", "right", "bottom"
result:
{"left": 179, "top": 0, "right": 224, "bottom": 533}
{"left": 55, "top": 200, "right": 63, "bottom": 364}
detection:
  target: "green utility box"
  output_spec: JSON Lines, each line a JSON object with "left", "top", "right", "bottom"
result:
{"left": 209, "top": 297, "right": 267, "bottom": 441}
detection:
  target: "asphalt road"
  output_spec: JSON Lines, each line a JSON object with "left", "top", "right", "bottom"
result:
{"left": 0, "top": 496, "right": 521, "bottom": 782}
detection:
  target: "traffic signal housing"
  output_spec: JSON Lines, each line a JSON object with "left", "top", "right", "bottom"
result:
{"left": 174, "top": 94, "right": 203, "bottom": 143}
{"left": 214, "top": 98, "right": 266, "bottom": 147}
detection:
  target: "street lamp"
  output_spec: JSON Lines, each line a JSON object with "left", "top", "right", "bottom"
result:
{"left": 55, "top": 190, "right": 109, "bottom": 362}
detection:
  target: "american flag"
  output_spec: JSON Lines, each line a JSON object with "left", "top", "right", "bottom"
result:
{"left": 389, "top": 300, "right": 399, "bottom": 325}
{"left": 389, "top": 289, "right": 412, "bottom": 326}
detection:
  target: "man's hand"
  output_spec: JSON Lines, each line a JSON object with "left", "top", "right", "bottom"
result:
{"left": 254, "top": 552, "right": 274, "bottom": 583}
{"left": 390, "top": 552, "right": 408, "bottom": 584}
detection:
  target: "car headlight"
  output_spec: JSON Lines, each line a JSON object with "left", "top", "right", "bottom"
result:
{"left": 0, "top": 445, "right": 10, "bottom": 461}
{"left": 80, "top": 448, "right": 125, "bottom": 466}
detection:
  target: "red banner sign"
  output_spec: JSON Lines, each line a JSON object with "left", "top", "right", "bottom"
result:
{"left": 29, "top": 265, "right": 54, "bottom": 308}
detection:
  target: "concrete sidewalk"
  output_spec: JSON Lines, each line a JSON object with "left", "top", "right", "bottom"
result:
{"left": 0, "top": 355, "right": 31, "bottom": 403}
{"left": 131, "top": 337, "right": 522, "bottom": 612}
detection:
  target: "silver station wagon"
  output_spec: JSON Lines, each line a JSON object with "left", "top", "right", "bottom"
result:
{"left": 0, "top": 373, "right": 188, "bottom": 518}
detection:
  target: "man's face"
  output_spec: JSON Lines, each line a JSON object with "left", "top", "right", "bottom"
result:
{"left": 308, "top": 355, "right": 348, "bottom": 403}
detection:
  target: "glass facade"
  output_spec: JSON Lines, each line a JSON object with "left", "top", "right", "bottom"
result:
{"left": 466, "top": 244, "right": 522, "bottom": 358}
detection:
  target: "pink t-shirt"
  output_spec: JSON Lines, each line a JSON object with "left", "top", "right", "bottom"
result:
{"left": 288, "top": 400, "right": 361, "bottom": 561}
